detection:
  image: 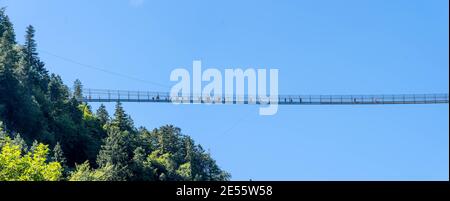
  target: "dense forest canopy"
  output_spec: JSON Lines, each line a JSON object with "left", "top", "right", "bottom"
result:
{"left": 0, "top": 8, "right": 230, "bottom": 181}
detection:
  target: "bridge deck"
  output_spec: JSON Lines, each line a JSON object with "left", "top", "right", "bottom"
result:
{"left": 80, "top": 89, "right": 449, "bottom": 105}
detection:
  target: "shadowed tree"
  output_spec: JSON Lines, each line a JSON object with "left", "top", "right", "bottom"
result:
{"left": 96, "top": 104, "right": 110, "bottom": 126}
{"left": 73, "top": 79, "right": 83, "bottom": 101}
{"left": 96, "top": 126, "right": 132, "bottom": 181}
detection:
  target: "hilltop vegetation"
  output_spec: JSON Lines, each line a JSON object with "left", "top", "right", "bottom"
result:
{"left": 0, "top": 8, "right": 230, "bottom": 181}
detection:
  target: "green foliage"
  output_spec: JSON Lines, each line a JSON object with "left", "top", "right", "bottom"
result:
{"left": 69, "top": 161, "right": 113, "bottom": 181}
{"left": 112, "top": 102, "right": 134, "bottom": 132}
{"left": 52, "top": 142, "right": 67, "bottom": 167}
{"left": 177, "top": 162, "right": 192, "bottom": 180}
{"left": 12, "top": 133, "right": 28, "bottom": 153}
{"left": 73, "top": 79, "right": 83, "bottom": 101}
{"left": 21, "top": 25, "right": 48, "bottom": 91}
{"left": 1, "top": 9, "right": 43, "bottom": 143}
{"left": 0, "top": 8, "right": 230, "bottom": 181}
{"left": 0, "top": 122, "right": 9, "bottom": 147}
{"left": 0, "top": 136, "right": 62, "bottom": 181}
{"left": 96, "top": 126, "right": 133, "bottom": 180}
{"left": 132, "top": 125, "right": 230, "bottom": 181}
{"left": 1, "top": 9, "right": 105, "bottom": 166}
{"left": 147, "top": 150, "right": 177, "bottom": 180}
{"left": 96, "top": 104, "right": 110, "bottom": 126}
{"left": 78, "top": 103, "right": 94, "bottom": 121}
{"left": 130, "top": 146, "right": 154, "bottom": 181}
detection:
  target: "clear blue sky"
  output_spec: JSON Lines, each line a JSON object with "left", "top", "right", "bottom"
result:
{"left": 2, "top": 0, "right": 448, "bottom": 180}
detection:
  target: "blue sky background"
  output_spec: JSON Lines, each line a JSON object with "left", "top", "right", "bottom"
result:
{"left": 1, "top": 0, "right": 448, "bottom": 180}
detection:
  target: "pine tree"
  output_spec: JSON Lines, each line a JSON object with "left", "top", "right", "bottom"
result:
{"left": 96, "top": 126, "right": 132, "bottom": 180}
{"left": 0, "top": 9, "right": 30, "bottom": 135}
{"left": 157, "top": 125, "right": 182, "bottom": 155}
{"left": 52, "top": 142, "right": 67, "bottom": 167}
{"left": 24, "top": 25, "right": 37, "bottom": 65}
{"left": 29, "top": 140, "right": 39, "bottom": 153}
{"left": 130, "top": 146, "right": 154, "bottom": 181}
{"left": 0, "top": 9, "right": 15, "bottom": 45}
{"left": 96, "top": 104, "right": 109, "bottom": 126}
{"left": 12, "top": 133, "right": 28, "bottom": 152}
{"left": 23, "top": 25, "right": 48, "bottom": 90}
{"left": 1, "top": 9, "right": 231, "bottom": 181}
{"left": 0, "top": 8, "right": 19, "bottom": 116}
{"left": 111, "top": 101, "right": 134, "bottom": 132}
{"left": 0, "top": 121, "right": 8, "bottom": 147}
{"left": 73, "top": 79, "right": 83, "bottom": 101}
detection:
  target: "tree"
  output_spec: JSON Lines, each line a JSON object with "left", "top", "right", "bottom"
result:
{"left": 24, "top": 25, "right": 37, "bottom": 65}
{"left": 12, "top": 133, "right": 28, "bottom": 152}
{"left": 73, "top": 79, "right": 83, "bottom": 101}
{"left": 137, "top": 127, "right": 157, "bottom": 152}
{"left": 137, "top": 125, "right": 231, "bottom": 181}
{"left": 96, "top": 104, "right": 110, "bottom": 126}
{"left": 25, "top": 25, "right": 47, "bottom": 79}
{"left": 0, "top": 8, "right": 231, "bottom": 181}
{"left": 96, "top": 126, "right": 132, "bottom": 181}
{"left": 52, "top": 142, "right": 67, "bottom": 167}
{"left": 0, "top": 8, "right": 15, "bottom": 46}
{"left": 130, "top": 146, "right": 154, "bottom": 181}
{"left": 0, "top": 13, "right": 43, "bottom": 142}
{"left": 197, "top": 151, "right": 231, "bottom": 181}
{"left": 24, "top": 25, "right": 45, "bottom": 73}
{"left": 14, "top": 25, "right": 48, "bottom": 95}
{"left": 0, "top": 8, "right": 21, "bottom": 132}
{"left": 78, "top": 103, "right": 94, "bottom": 121}
{"left": 156, "top": 125, "right": 182, "bottom": 155}
{"left": 176, "top": 162, "right": 192, "bottom": 180}
{"left": 111, "top": 101, "right": 134, "bottom": 132}
{"left": 47, "top": 74, "right": 69, "bottom": 104}
{"left": 69, "top": 161, "right": 113, "bottom": 181}
{"left": 29, "top": 140, "right": 39, "bottom": 153}
{"left": 0, "top": 137, "right": 62, "bottom": 181}
{"left": 147, "top": 150, "right": 177, "bottom": 181}
{"left": 0, "top": 121, "right": 9, "bottom": 147}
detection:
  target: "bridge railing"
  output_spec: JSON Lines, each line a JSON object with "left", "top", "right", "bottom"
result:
{"left": 80, "top": 88, "right": 449, "bottom": 105}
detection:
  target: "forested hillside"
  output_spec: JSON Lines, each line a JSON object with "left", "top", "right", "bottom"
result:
{"left": 0, "top": 8, "right": 230, "bottom": 181}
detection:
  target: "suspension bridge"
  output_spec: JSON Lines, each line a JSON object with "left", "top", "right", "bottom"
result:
{"left": 80, "top": 88, "right": 449, "bottom": 105}
{"left": 40, "top": 51, "right": 449, "bottom": 106}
